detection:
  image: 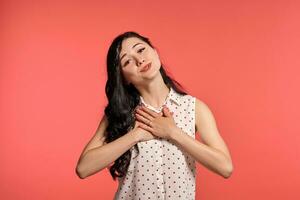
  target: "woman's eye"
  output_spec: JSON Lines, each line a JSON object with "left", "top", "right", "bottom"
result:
{"left": 124, "top": 59, "right": 130, "bottom": 66}
{"left": 138, "top": 47, "right": 145, "bottom": 53}
{"left": 122, "top": 48, "right": 145, "bottom": 67}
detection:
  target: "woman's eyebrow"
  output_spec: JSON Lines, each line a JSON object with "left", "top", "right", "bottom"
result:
{"left": 120, "top": 43, "right": 143, "bottom": 61}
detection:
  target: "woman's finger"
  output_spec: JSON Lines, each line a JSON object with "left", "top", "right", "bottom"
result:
{"left": 135, "top": 113, "right": 153, "bottom": 126}
{"left": 140, "top": 106, "right": 161, "bottom": 118}
{"left": 138, "top": 120, "right": 154, "bottom": 133}
{"left": 136, "top": 108, "right": 155, "bottom": 121}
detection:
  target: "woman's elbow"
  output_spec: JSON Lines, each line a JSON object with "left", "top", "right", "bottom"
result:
{"left": 75, "top": 164, "right": 87, "bottom": 179}
{"left": 222, "top": 162, "right": 234, "bottom": 179}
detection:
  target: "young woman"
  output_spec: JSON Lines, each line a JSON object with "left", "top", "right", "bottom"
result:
{"left": 76, "top": 31, "right": 233, "bottom": 200}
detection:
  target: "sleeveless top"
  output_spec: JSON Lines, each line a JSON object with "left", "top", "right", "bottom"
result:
{"left": 114, "top": 87, "right": 197, "bottom": 200}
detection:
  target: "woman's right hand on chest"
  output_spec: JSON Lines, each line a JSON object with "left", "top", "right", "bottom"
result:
{"left": 130, "top": 121, "right": 156, "bottom": 142}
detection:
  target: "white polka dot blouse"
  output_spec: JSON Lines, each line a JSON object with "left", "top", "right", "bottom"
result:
{"left": 114, "top": 86, "right": 196, "bottom": 200}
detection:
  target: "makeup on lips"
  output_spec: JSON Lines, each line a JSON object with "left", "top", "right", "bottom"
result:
{"left": 140, "top": 62, "right": 152, "bottom": 72}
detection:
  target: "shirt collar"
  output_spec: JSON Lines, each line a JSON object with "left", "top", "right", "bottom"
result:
{"left": 168, "top": 87, "right": 181, "bottom": 105}
{"left": 139, "top": 87, "right": 181, "bottom": 110}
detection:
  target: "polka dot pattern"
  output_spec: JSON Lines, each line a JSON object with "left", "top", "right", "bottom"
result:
{"left": 114, "top": 87, "right": 196, "bottom": 200}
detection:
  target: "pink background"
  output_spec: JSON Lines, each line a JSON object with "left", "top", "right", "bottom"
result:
{"left": 1, "top": 0, "right": 300, "bottom": 199}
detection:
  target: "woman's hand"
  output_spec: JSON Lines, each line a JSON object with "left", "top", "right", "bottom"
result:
{"left": 130, "top": 120, "right": 157, "bottom": 142}
{"left": 134, "top": 105, "right": 178, "bottom": 140}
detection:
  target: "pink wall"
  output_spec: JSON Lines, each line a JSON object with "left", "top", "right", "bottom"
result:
{"left": 1, "top": 0, "right": 299, "bottom": 199}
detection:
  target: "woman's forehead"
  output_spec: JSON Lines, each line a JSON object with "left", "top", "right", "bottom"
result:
{"left": 123, "top": 37, "right": 144, "bottom": 45}
{"left": 120, "top": 37, "right": 147, "bottom": 57}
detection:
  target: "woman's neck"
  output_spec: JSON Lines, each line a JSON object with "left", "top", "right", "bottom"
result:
{"left": 137, "top": 79, "right": 170, "bottom": 109}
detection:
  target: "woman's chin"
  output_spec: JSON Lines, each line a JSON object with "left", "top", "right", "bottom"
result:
{"left": 143, "top": 69, "right": 161, "bottom": 81}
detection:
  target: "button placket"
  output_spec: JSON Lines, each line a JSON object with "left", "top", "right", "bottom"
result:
{"left": 139, "top": 91, "right": 172, "bottom": 200}
{"left": 155, "top": 139, "right": 165, "bottom": 199}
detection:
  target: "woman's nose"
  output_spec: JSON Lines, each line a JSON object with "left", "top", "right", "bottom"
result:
{"left": 137, "top": 58, "right": 145, "bottom": 66}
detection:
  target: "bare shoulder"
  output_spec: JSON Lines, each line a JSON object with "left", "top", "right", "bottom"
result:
{"left": 94, "top": 114, "right": 109, "bottom": 142}
{"left": 79, "top": 114, "right": 109, "bottom": 158}
{"left": 194, "top": 97, "right": 219, "bottom": 137}
{"left": 194, "top": 97, "right": 232, "bottom": 160}
{"left": 194, "top": 97, "right": 215, "bottom": 133}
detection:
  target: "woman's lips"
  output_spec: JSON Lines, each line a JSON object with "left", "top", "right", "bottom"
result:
{"left": 140, "top": 62, "right": 152, "bottom": 72}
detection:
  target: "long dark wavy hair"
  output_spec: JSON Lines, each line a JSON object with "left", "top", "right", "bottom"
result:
{"left": 104, "top": 31, "right": 188, "bottom": 180}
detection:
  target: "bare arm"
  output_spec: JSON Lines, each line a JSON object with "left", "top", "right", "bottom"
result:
{"left": 75, "top": 115, "right": 139, "bottom": 179}
{"left": 169, "top": 98, "right": 234, "bottom": 178}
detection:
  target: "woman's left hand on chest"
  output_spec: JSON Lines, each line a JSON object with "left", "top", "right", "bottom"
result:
{"left": 134, "top": 105, "right": 179, "bottom": 139}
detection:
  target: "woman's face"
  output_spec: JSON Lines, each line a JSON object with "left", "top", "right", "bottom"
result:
{"left": 119, "top": 37, "right": 161, "bottom": 86}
